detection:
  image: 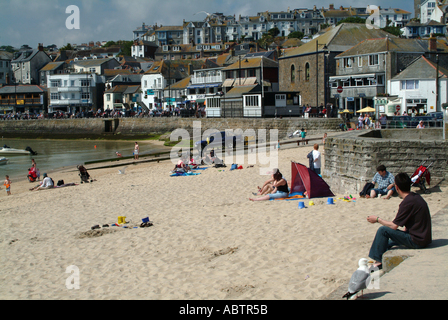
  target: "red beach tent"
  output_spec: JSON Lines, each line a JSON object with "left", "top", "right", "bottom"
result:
{"left": 290, "top": 162, "right": 334, "bottom": 199}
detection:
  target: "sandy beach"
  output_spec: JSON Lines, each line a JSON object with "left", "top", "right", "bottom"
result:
{"left": 0, "top": 141, "right": 447, "bottom": 300}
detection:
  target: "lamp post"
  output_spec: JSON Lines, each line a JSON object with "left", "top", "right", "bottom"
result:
{"left": 444, "top": 106, "right": 447, "bottom": 140}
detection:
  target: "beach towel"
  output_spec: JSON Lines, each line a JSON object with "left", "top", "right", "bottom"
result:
{"left": 170, "top": 172, "right": 201, "bottom": 177}
{"left": 269, "top": 192, "right": 306, "bottom": 201}
{"left": 192, "top": 167, "right": 209, "bottom": 171}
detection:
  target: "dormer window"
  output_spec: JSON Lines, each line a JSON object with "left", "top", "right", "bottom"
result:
{"left": 163, "top": 45, "right": 169, "bottom": 51}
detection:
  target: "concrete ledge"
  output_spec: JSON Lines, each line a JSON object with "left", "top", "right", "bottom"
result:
{"left": 382, "top": 248, "right": 414, "bottom": 273}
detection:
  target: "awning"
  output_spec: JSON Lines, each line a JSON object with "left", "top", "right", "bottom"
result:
{"left": 222, "top": 79, "right": 234, "bottom": 87}
{"left": 206, "top": 83, "right": 221, "bottom": 88}
{"left": 196, "top": 99, "right": 205, "bottom": 103}
{"left": 244, "top": 77, "right": 257, "bottom": 85}
{"left": 329, "top": 73, "right": 378, "bottom": 82}
{"left": 187, "top": 84, "right": 206, "bottom": 89}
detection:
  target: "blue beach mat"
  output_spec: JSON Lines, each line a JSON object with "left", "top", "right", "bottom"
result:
{"left": 269, "top": 192, "right": 305, "bottom": 201}
{"left": 192, "top": 167, "right": 209, "bottom": 171}
{"left": 170, "top": 172, "right": 201, "bottom": 177}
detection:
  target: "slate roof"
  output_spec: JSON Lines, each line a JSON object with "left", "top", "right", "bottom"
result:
{"left": 167, "top": 76, "right": 191, "bottom": 90}
{"left": 224, "top": 84, "right": 259, "bottom": 98}
{"left": 0, "top": 51, "right": 13, "bottom": 60}
{"left": 0, "top": 85, "right": 46, "bottom": 94}
{"left": 11, "top": 49, "right": 44, "bottom": 62}
{"left": 73, "top": 57, "right": 117, "bottom": 67}
{"left": 39, "top": 61, "right": 65, "bottom": 72}
{"left": 222, "top": 56, "right": 278, "bottom": 71}
{"left": 282, "top": 23, "right": 395, "bottom": 58}
{"left": 145, "top": 59, "right": 219, "bottom": 79}
{"left": 336, "top": 37, "right": 448, "bottom": 57}
{"left": 392, "top": 56, "right": 448, "bottom": 80}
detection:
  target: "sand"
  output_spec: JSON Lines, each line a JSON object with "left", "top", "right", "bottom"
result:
{"left": 0, "top": 143, "right": 447, "bottom": 300}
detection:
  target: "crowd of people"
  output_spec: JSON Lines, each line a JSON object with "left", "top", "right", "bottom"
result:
{"left": 0, "top": 105, "right": 207, "bottom": 121}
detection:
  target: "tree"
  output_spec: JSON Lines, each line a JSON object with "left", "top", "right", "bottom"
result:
{"left": 0, "top": 45, "right": 17, "bottom": 53}
{"left": 288, "top": 31, "right": 305, "bottom": 39}
{"left": 267, "top": 27, "right": 280, "bottom": 37}
{"left": 60, "top": 43, "right": 73, "bottom": 50}
{"left": 103, "top": 41, "right": 117, "bottom": 48}
{"left": 382, "top": 26, "right": 403, "bottom": 37}
{"left": 117, "top": 40, "right": 133, "bottom": 56}
{"left": 337, "top": 17, "right": 367, "bottom": 25}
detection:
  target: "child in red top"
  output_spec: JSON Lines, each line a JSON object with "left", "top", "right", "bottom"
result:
{"left": 4, "top": 175, "right": 11, "bottom": 196}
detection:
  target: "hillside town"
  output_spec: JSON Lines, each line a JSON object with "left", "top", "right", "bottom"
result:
{"left": 1, "top": 2, "right": 447, "bottom": 120}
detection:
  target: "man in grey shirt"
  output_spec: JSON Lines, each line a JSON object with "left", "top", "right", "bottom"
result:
{"left": 367, "top": 165, "right": 395, "bottom": 199}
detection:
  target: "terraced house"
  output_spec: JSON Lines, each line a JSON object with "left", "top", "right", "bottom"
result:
{"left": 330, "top": 36, "right": 448, "bottom": 113}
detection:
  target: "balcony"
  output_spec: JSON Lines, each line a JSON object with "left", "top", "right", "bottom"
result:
{"left": 0, "top": 98, "right": 42, "bottom": 105}
{"left": 58, "top": 87, "right": 83, "bottom": 93}
{"left": 191, "top": 75, "right": 222, "bottom": 85}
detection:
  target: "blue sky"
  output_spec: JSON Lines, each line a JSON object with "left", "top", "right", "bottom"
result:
{"left": 0, "top": 0, "right": 414, "bottom": 48}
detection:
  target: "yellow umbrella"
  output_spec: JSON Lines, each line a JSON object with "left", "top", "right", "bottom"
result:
{"left": 339, "top": 109, "right": 354, "bottom": 114}
{"left": 357, "top": 106, "right": 376, "bottom": 113}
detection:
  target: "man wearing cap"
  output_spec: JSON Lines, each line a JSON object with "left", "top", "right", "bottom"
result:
{"left": 31, "top": 173, "right": 54, "bottom": 191}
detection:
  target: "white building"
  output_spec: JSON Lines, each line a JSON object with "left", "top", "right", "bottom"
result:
{"left": 47, "top": 73, "right": 104, "bottom": 113}
{"left": 141, "top": 72, "right": 166, "bottom": 110}
{"left": 377, "top": 7, "right": 411, "bottom": 28}
{"left": 389, "top": 56, "right": 447, "bottom": 114}
{"left": 420, "top": 0, "right": 448, "bottom": 24}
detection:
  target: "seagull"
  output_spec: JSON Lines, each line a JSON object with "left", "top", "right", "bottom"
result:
{"left": 193, "top": 11, "right": 218, "bottom": 22}
{"left": 342, "top": 258, "right": 371, "bottom": 300}
{"left": 118, "top": 166, "right": 128, "bottom": 175}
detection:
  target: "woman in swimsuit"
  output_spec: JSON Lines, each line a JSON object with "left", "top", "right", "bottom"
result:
{"left": 250, "top": 171, "right": 289, "bottom": 201}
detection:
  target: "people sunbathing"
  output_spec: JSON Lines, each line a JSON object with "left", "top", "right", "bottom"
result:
{"left": 250, "top": 170, "right": 289, "bottom": 201}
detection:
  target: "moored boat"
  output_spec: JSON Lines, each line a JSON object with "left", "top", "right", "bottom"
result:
{"left": 0, "top": 147, "right": 31, "bottom": 155}
{"left": 0, "top": 157, "right": 9, "bottom": 165}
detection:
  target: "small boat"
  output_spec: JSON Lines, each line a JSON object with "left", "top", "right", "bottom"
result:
{"left": 0, "top": 157, "right": 9, "bottom": 165}
{"left": 0, "top": 147, "right": 31, "bottom": 155}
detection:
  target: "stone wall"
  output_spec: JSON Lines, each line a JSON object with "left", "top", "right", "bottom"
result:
{"left": 0, "top": 117, "right": 343, "bottom": 140}
{"left": 324, "top": 129, "right": 448, "bottom": 195}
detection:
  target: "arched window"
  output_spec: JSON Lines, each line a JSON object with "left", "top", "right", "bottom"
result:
{"left": 305, "top": 62, "right": 310, "bottom": 81}
{"left": 291, "top": 64, "right": 295, "bottom": 83}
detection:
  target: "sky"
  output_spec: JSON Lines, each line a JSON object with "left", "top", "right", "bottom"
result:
{"left": 0, "top": 0, "right": 415, "bottom": 49}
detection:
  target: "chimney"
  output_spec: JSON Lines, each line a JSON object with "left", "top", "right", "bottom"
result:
{"left": 38, "top": 43, "right": 43, "bottom": 51}
{"left": 429, "top": 33, "right": 437, "bottom": 52}
{"left": 329, "top": 4, "right": 334, "bottom": 10}
{"left": 188, "top": 63, "right": 192, "bottom": 75}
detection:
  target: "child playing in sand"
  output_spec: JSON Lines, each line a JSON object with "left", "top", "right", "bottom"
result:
{"left": 4, "top": 175, "right": 11, "bottom": 196}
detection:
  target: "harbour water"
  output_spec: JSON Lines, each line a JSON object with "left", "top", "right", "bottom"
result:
{"left": 0, "top": 138, "right": 165, "bottom": 181}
